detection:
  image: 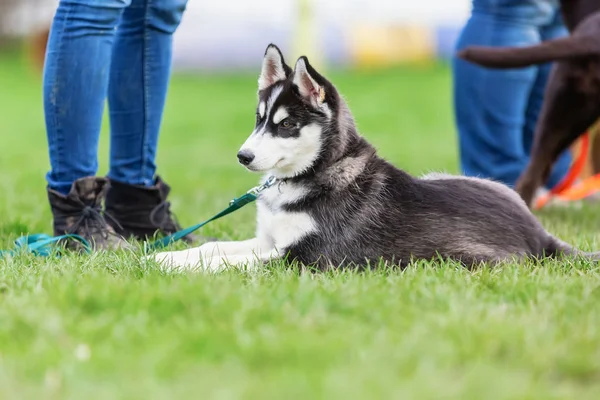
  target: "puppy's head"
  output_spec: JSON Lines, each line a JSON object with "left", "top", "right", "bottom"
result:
{"left": 237, "top": 44, "right": 341, "bottom": 178}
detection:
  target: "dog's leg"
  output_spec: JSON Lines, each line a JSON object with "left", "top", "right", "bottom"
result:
{"left": 203, "top": 248, "right": 281, "bottom": 271}
{"left": 151, "top": 238, "right": 276, "bottom": 271}
{"left": 515, "top": 64, "right": 599, "bottom": 207}
{"left": 197, "top": 238, "right": 267, "bottom": 258}
{"left": 150, "top": 246, "right": 204, "bottom": 271}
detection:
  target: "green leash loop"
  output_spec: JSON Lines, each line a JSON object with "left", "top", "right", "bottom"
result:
{"left": 0, "top": 233, "right": 91, "bottom": 258}
{"left": 0, "top": 177, "right": 277, "bottom": 258}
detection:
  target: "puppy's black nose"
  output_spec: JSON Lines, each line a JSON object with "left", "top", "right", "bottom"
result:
{"left": 237, "top": 150, "right": 255, "bottom": 166}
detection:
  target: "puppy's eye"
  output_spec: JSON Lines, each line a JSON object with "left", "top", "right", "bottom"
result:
{"left": 281, "top": 120, "right": 291, "bottom": 129}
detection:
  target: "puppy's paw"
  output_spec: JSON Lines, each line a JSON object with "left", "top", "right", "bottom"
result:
{"left": 146, "top": 248, "right": 204, "bottom": 272}
{"left": 197, "top": 241, "right": 223, "bottom": 260}
{"left": 203, "top": 254, "right": 264, "bottom": 272}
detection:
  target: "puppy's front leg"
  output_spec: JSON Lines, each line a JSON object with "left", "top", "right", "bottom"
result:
{"left": 204, "top": 248, "right": 280, "bottom": 271}
{"left": 151, "top": 237, "right": 272, "bottom": 272}
{"left": 151, "top": 246, "right": 204, "bottom": 271}
{"left": 198, "top": 238, "right": 265, "bottom": 259}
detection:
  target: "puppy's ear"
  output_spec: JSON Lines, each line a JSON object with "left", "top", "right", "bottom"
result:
{"left": 293, "top": 56, "right": 326, "bottom": 108}
{"left": 258, "top": 44, "right": 292, "bottom": 91}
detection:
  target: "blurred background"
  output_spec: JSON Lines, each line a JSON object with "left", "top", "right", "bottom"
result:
{"left": 0, "top": 0, "right": 473, "bottom": 234}
{"left": 0, "top": 0, "right": 598, "bottom": 237}
{"left": 0, "top": 0, "right": 470, "bottom": 71}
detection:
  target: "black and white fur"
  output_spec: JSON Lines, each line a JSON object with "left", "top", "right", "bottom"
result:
{"left": 151, "top": 44, "right": 600, "bottom": 272}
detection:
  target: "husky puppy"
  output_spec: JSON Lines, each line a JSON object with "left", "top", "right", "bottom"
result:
{"left": 152, "top": 44, "right": 599, "bottom": 271}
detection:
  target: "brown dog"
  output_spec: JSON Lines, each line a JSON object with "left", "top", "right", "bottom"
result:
{"left": 457, "top": 0, "right": 600, "bottom": 208}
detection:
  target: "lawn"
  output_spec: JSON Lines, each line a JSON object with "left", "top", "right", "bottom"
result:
{"left": 0, "top": 51, "right": 599, "bottom": 400}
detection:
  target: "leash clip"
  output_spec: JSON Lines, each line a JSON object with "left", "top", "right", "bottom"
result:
{"left": 246, "top": 175, "right": 278, "bottom": 196}
{"left": 228, "top": 176, "right": 278, "bottom": 206}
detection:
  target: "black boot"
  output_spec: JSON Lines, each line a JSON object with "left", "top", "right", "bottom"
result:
{"left": 47, "top": 176, "right": 130, "bottom": 250}
{"left": 104, "top": 176, "right": 197, "bottom": 243}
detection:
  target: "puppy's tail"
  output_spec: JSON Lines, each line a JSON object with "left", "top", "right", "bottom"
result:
{"left": 457, "top": 35, "right": 600, "bottom": 69}
{"left": 544, "top": 236, "right": 600, "bottom": 262}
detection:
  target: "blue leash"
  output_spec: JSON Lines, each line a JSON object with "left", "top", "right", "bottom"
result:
{"left": 0, "top": 176, "right": 277, "bottom": 258}
{"left": 0, "top": 233, "right": 91, "bottom": 258}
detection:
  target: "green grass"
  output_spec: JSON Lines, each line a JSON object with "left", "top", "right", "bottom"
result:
{"left": 1, "top": 52, "right": 600, "bottom": 400}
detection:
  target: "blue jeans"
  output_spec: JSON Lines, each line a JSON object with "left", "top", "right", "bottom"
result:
{"left": 43, "top": 0, "right": 187, "bottom": 195}
{"left": 452, "top": 0, "right": 571, "bottom": 189}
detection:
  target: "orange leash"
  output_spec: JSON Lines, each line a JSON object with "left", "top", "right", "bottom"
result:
{"left": 550, "top": 131, "right": 590, "bottom": 195}
{"left": 554, "top": 173, "right": 600, "bottom": 199}
{"left": 534, "top": 131, "right": 600, "bottom": 209}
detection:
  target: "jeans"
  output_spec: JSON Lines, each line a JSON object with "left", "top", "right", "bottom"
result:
{"left": 452, "top": 0, "right": 571, "bottom": 189}
{"left": 43, "top": 0, "right": 188, "bottom": 195}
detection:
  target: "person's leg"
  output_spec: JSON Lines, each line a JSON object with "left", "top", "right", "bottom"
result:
{"left": 107, "top": 0, "right": 187, "bottom": 186}
{"left": 43, "top": 0, "right": 132, "bottom": 248}
{"left": 522, "top": 8, "right": 571, "bottom": 189}
{"left": 44, "top": 0, "right": 131, "bottom": 195}
{"left": 452, "top": 0, "right": 559, "bottom": 188}
{"left": 104, "top": 0, "right": 194, "bottom": 241}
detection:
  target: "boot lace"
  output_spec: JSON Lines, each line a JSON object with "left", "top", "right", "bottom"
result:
{"left": 149, "top": 201, "right": 182, "bottom": 234}
{"left": 68, "top": 205, "right": 124, "bottom": 240}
